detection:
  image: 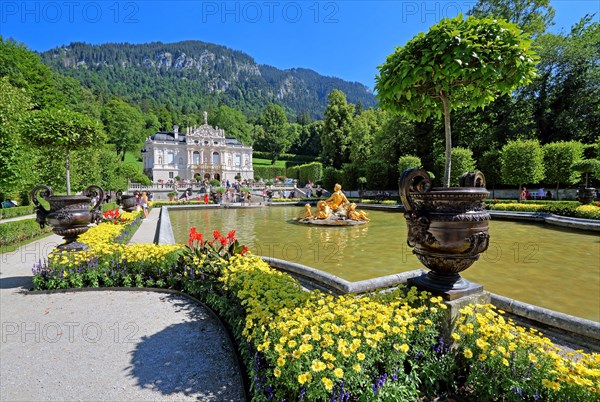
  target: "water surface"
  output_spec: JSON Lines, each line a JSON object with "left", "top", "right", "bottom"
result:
{"left": 170, "top": 207, "right": 600, "bottom": 321}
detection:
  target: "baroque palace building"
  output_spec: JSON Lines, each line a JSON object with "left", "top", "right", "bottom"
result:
{"left": 142, "top": 112, "right": 253, "bottom": 183}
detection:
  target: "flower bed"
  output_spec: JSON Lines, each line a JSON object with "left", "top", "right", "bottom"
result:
{"left": 488, "top": 202, "right": 600, "bottom": 220}
{"left": 31, "top": 217, "right": 600, "bottom": 401}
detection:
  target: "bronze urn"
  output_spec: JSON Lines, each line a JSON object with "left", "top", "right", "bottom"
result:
{"left": 116, "top": 190, "right": 139, "bottom": 212}
{"left": 31, "top": 185, "right": 104, "bottom": 252}
{"left": 399, "top": 169, "right": 490, "bottom": 300}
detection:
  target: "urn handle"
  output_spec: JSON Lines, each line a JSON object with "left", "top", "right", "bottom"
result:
{"left": 115, "top": 190, "right": 123, "bottom": 205}
{"left": 30, "top": 185, "right": 53, "bottom": 228}
{"left": 84, "top": 185, "right": 105, "bottom": 224}
{"left": 459, "top": 171, "right": 486, "bottom": 188}
{"left": 399, "top": 168, "right": 432, "bottom": 213}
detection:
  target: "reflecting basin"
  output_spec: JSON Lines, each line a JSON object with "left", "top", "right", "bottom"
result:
{"left": 169, "top": 207, "right": 600, "bottom": 321}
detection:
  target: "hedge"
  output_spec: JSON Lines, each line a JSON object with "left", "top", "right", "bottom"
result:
{"left": 253, "top": 165, "right": 287, "bottom": 180}
{"left": 0, "top": 205, "right": 34, "bottom": 220}
{"left": 253, "top": 151, "right": 318, "bottom": 163}
{"left": 298, "top": 162, "right": 323, "bottom": 186}
{"left": 0, "top": 218, "right": 53, "bottom": 247}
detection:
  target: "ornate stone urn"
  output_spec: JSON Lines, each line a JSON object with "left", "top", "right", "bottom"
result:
{"left": 577, "top": 186, "right": 596, "bottom": 204}
{"left": 116, "top": 190, "right": 138, "bottom": 212}
{"left": 31, "top": 185, "right": 104, "bottom": 251}
{"left": 399, "top": 169, "right": 490, "bottom": 300}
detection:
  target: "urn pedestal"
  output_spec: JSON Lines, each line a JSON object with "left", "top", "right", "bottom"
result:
{"left": 31, "top": 185, "right": 104, "bottom": 252}
{"left": 399, "top": 169, "right": 490, "bottom": 300}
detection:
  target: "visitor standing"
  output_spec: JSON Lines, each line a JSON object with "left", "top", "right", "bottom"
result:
{"left": 140, "top": 192, "right": 149, "bottom": 219}
{"left": 538, "top": 187, "right": 546, "bottom": 199}
{"left": 519, "top": 187, "right": 527, "bottom": 202}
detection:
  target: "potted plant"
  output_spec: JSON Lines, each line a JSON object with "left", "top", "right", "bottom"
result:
{"left": 572, "top": 159, "right": 600, "bottom": 204}
{"left": 376, "top": 15, "right": 537, "bottom": 298}
{"left": 167, "top": 191, "right": 177, "bottom": 202}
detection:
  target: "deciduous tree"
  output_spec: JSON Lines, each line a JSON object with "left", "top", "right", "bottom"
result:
{"left": 321, "top": 90, "right": 354, "bottom": 169}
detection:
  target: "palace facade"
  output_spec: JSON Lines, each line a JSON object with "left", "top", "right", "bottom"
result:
{"left": 142, "top": 112, "right": 253, "bottom": 183}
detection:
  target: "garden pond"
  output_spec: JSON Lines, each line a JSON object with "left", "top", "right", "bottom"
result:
{"left": 169, "top": 206, "right": 600, "bottom": 322}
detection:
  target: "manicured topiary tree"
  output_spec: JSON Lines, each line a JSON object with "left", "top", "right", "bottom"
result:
{"left": 376, "top": 14, "right": 537, "bottom": 187}
{"left": 543, "top": 141, "right": 584, "bottom": 199}
{"left": 435, "top": 147, "right": 476, "bottom": 186}
{"left": 572, "top": 159, "right": 600, "bottom": 188}
{"left": 398, "top": 155, "right": 423, "bottom": 175}
{"left": 24, "top": 108, "right": 104, "bottom": 195}
{"left": 500, "top": 139, "right": 545, "bottom": 197}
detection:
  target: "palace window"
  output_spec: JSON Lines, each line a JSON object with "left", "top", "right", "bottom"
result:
{"left": 212, "top": 152, "right": 220, "bottom": 165}
{"left": 193, "top": 151, "right": 201, "bottom": 164}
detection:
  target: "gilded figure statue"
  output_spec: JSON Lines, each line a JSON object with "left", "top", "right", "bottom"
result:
{"left": 301, "top": 203, "right": 313, "bottom": 218}
{"left": 347, "top": 203, "right": 369, "bottom": 221}
{"left": 295, "top": 184, "right": 368, "bottom": 225}
{"left": 315, "top": 201, "right": 331, "bottom": 219}
{"left": 325, "top": 183, "right": 349, "bottom": 211}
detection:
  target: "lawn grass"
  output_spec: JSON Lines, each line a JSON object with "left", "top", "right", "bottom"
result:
{"left": 124, "top": 152, "right": 143, "bottom": 171}
{"left": 252, "top": 158, "right": 286, "bottom": 168}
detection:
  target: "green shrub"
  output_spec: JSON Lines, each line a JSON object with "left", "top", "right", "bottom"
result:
{"left": 0, "top": 205, "right": 34, "bottom": 220}
{"left": 322, "top": 167, "right": 344, "bottom": 191}
{"left": 298, "top": 162, "right": 323, "bottom": 186}
{"left": 0, "top": 218, "right": 52, "bottom": 246}
{"left": 101, "top": 202, "right": 118, "bottom": 212}
{"left": 253, "top": 165, "right": 287, "bottom": 180}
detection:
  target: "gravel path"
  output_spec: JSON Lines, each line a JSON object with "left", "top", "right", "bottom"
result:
{"left": 1, "top": 235, "right": 246, "bottom": 401}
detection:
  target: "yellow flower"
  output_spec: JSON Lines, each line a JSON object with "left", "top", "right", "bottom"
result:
{"left": 357, "top": 352, "right": 365, "bottom": 361}
{"left": 333, "top": 368, "right": 344, "bottom": 378}
{"left": 502, "top": 358, "right": 509, "bottom": 366}
{"left": 399, "top": 343, "right": 409, "bottom": 353}
{"left": 479, "top": 354, "right": 487, "bottom": 362}
{"left": 298, "top": 372, "right": 310, "bottom": 385}
{"left": 311, "top": 360, "right": 326, "bottom": 372}
{"left": 277, "top": 357, "right": 286, "bottom": 366}
{"left": 528, "top": 353, "right": 538, "bottom": 363}
{"left": 322, "top": 377, "right": 333, "bottom": 391}
{"left": 352, "top": 363, "right": 361, "bottom": 372}
{"left": 464, "top": 349, "right": 473, "bottom": 359}
{"left": 274, "top": 368, "right": 281, "bottom": 377}
{"left": 451, "top": 333, "right": 461, "bottom": 341}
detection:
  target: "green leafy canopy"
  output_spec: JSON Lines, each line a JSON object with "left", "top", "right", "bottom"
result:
{"left": 376, "top": 14, "right": 539, "bottom": 121}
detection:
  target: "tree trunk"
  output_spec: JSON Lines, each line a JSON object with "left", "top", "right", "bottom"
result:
{"left": 556, "top": 182, "right": 560, "bottom": 200}
{"left": 440, "top": 93, "right": 452, "bottom": 188}
{"left": 66, "top": 150, "right": 71, "bottom": 195}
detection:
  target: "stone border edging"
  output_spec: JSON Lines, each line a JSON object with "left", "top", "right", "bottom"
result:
{"left": 157, "top": 207, "right": 176, "bottom": 244}
{"left": 262, "top": 256, "right": 427, "bottom": 295}
{"left": 26, "top": 286, "right": 251, "bottom": 401}
{"left": 490, "top": 293, "right": 600, "bottom": 343}
{"left": 488, "top": 210, "right": 600, "bottom": 232}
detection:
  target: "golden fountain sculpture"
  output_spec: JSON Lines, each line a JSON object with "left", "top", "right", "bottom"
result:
{"left": 296, "top": 184, "right": 369, "bottom": 226}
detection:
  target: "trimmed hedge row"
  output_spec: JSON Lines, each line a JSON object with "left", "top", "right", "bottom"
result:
{"left": 0, "top": 218, "right": 52, "bottom": 247}
{"left": 285, "top": 162, "right": 323, "bottom": 186}
{"left": 0, "top": 205, "right": 34, "bottom": 220}
{"left": 253, "top": 165, "right": 287, "bottom": 180}
{"left": 252, "top": 151, "right": 318, "bottom": 163}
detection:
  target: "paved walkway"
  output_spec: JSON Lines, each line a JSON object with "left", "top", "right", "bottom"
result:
{"left": 0, "top": 232, "right": 246, "bottom": 401}
{"left": 0, "top": 214, "right": 36, "bottom": 224}
{"left": 128, "top": 207, "right": 161, "bottom": 244}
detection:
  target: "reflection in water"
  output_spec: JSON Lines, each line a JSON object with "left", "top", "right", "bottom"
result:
{"left": 170, "top": 207, "right": 600, "bottom": 322}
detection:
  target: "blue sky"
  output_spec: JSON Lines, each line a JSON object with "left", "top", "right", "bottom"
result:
{"left": 1, "top": 1, "right": 598, "bottom": 88}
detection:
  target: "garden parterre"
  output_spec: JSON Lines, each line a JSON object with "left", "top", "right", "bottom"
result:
{"left": 31, "top": 209, "right": 600, "bottom": 401}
